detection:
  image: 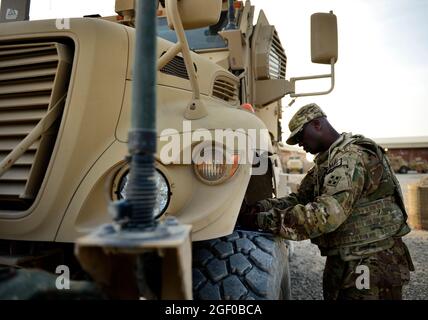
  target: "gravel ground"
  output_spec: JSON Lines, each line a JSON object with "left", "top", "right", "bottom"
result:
{"left": 289, "top": 230, "right": 428, "bottom": 300}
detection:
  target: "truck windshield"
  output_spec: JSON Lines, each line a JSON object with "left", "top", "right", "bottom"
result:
{"left": 157, "top": 16, "right": 227, "bottom": 51}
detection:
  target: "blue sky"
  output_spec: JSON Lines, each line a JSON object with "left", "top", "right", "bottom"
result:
{"left": 24, "top": 0, "right": 428, "bottom": 139}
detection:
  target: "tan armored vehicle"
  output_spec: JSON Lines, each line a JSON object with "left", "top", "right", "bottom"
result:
{"left": 0, "top": 0, "right": 338, "bottom": 299}
{"left": 388, "top": 155, "right": 410, "bottom": 174}
{"left": 409, "top": 157, "right": 428, "bottom": 174}
{"left": 286, "top": 156, "right": 304, "bottom": 174}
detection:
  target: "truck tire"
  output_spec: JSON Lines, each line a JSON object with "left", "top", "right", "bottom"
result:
{"left": 192, "top": 230, "right": 291, "bottom": 300}
{"left": 399, "top": 166, "right": 408, "bottom": 174}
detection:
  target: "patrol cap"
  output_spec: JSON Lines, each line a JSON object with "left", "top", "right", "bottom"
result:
{"left": 286, "top": 103, "right": 326, "bottom": 145}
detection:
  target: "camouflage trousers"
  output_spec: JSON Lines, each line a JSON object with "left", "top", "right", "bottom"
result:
{"left": 322, "top": 238, "right": 414, "bottom": 300}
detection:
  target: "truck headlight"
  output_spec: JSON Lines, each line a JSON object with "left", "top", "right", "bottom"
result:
{"left": 193, "top": 144, "right": 239, "bottom": 185}
{"left": 117, "top": 169, "right": 170, "bottom": 218}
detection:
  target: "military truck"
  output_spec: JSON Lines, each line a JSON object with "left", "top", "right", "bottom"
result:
{"left": 388, "top": 155, "right": 410, "bottom": 174}
{"left": 0, "top": 0, "right": 338, "bottom": 299}
{"left": 409, "top": 157, "right": 428, "bottom": 174}
{"left": 286, "top": 156, "right": 304, "bottom": 174}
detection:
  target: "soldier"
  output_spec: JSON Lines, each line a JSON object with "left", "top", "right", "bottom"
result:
{"left": 239, "top": 103, "right": 414, "bottom": 300}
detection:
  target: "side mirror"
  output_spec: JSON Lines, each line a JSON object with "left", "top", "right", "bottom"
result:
{"left": 311, "top": 12, "right": 338, "bottom": 64}
{"left": 288, "top": 11, "right": 338, "bottom": 98}
{"left": 166, "top": 0, "right": 222, "bottom": 30}
{"left": 115, "top": 0, "right": 135, "bottom": 20}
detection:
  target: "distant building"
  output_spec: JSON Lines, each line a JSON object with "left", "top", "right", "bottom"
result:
{"left": 374, "top": 136, "right": 428, "bottom": 173}
{"left": 374, "top": 136, "right": 428, "bottom": 161}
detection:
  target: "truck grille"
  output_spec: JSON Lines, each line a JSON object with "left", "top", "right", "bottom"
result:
{"left": 0, "top": 42, "right": 72, "bottom": 210}
{"left": 160, "top": 55, "right": 190, "bottom": 80}
{"left": 269, "top": 30, "right": 286, "bottom": 80}
{"left": 212, "top": 76, "right": 239, "bottom": 105}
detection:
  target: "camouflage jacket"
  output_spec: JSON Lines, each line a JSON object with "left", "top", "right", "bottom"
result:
{"left": 256, "top": 133, "right": 410, "bottom": 257}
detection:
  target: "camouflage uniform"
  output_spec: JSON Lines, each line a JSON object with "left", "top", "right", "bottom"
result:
{"left": 252, "top": 103, "right": 415, "bottom": 300}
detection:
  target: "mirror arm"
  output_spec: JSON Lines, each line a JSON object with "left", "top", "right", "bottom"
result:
{"left": 163, "top": 0, "right": 207, "bottom": 119}
{"left": 165, "top": 0, "right": 200, "bottom": 100}
{"left": 157, "top": 42, "right": 182, "bottom": 70}
{"left": 289, "top": 58, "right": 335, "bottom": 97}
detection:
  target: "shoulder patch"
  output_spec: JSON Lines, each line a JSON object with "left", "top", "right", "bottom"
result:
{"left": 326, "top": 174, "right": 342, "bottom": 187}
{"left": 322, "top": 165, "right": 352, "bottom": 195}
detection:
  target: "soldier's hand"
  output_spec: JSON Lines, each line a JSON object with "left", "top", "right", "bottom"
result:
{"left": 238, "top": 198, "right": 296, "bottom": 233}
{"left": 255, "top": 199, "right": 274, "bottom": 212}
{"left": 255, "top": 206, "right": 293, "bottom": 235}
{"left": 237, "top": 201, "right": 262, "bottom": 230}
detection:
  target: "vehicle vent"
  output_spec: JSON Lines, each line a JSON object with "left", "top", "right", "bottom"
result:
{"left": 159, "top": 54, "right": 192, "bottom": 80}
{"left": 0, "top": 42, "right": 72, "bottom": 210}
{"left": 212, "top": 76, "right": 239, "bottom": 104}
{"left": 269, "top": 30, "right": 286, "bottom": 79}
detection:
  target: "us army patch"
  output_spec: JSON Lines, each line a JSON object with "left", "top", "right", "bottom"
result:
{"left": 326, "top": 174, "right": 341, "bottom": 187}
